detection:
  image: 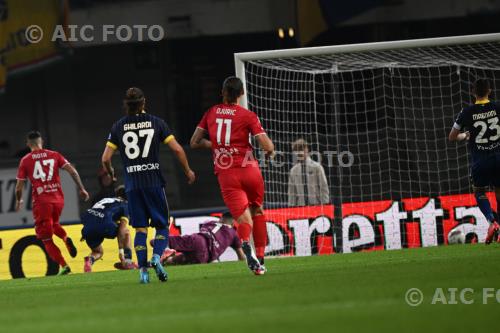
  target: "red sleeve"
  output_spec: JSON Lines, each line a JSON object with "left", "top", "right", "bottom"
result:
{"left": 56, "top": 152, "right": 70, "bottom": 168}
{"left": 16, "top": 159, "right": 27, "bottom": 180}
{"left": 197, "top": 111, "right": 209, "bottom": 130}
{"left": 247, "top": 111, "right": 266, "bottom": 136}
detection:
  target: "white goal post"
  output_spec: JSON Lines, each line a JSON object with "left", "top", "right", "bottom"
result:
{"left": 234, "top": 33, "right": 500, "bottom": 256}
{"left": 235, "top": 33, "right": 500, "bottom": 109}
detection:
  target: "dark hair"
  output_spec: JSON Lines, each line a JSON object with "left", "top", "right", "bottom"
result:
{"left": 222, "top": 77, "right": 244, "bottom": 104}
{"left": 221, "top": 211, "right": 233, "bottom": 224}
{"left": 26, "top": 131, "right": 42, "bottom": 145}
{"left": 115, "top": 185, "right": 127, "bottom": 200}
{"left": 473, "top": 79, "right": 491, "bottom": 98}
{"left": 124, "top": 87, "right": 145, "bottom": 115}
{"left": 27, "top": 130, "right": 41, "bottom": 141}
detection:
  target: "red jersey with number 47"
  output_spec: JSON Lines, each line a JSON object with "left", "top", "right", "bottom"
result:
{"left": 16, "top": 149, "right": 70, "bottom": 205}
{"left": 197, "top": 104, "right": 266, "bottom": 173}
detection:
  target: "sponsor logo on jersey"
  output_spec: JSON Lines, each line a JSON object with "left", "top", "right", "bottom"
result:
{"left": 87, "top": 209, "right": 105, "bottom": 218}
{"left": 126, "top": 163, "right": 160, "bottom": 173}
{"left": 477, "top": 141, "right": 500, "bottom": 151}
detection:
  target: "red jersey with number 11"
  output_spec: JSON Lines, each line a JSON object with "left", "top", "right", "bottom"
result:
{"left": 16, "top": 149, "right": 70, "bottom": 205}
{"left": 197, "top": 104, "right": 266, "bottom": 173}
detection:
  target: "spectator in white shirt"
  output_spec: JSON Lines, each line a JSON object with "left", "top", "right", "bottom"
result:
{"left": 288, "top": 139, "right": 330, "bottom": 207}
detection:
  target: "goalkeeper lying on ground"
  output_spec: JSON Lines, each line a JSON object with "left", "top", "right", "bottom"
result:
{"left": 151, "top": 212, "right": 246, "bottom": 265}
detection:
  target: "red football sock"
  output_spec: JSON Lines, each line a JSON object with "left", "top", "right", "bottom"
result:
{"left": 42, "top": 239, "right": 67, "bottom": 267}
{"left": 52, "top": 223, "right": 67, "bottom": 241}
{"left": 252, "top": 215, "right": 267, "bottom": 258}
{"left": 237, "top": 222, "right": 252, "bottom": 242}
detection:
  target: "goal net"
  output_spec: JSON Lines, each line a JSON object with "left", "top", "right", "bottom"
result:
{"left": 235, "top": 34, "right": 500, "bottom": 256}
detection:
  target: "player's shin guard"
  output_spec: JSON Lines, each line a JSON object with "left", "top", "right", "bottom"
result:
{"left": 134, "top": 232, "right": 148, "bottom": 268}
{"left": 153, "top": 228, "right": 169, "bottom": 257}
{"left": 42, "top": 238, "right": 67, "bottom": 267}
{"left": 252, "top": 215, "right": 267, "bottom": 261}
{"left": 475, "top": 191, "right": 495, "bottom": 222}
{"left": 237, "top": 222, "right": 252, "bottom": 242}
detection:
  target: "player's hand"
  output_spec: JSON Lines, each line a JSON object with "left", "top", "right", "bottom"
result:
{"left": 457, "top": 131, "right": 470, "bottom": 141}
{"left": 79, "top": 189, "right": 90, "bottom": 201}
{"left": 15, "top": 199, "right": 23, "bottom": 212}
{"left": 265, "top": 150, "right": 276, "bottom": 160}
{"left": 186, "top": 169, "right": 196, "bottom": 184}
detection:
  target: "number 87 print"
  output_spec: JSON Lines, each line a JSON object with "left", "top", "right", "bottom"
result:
{"left": 122, "top": 129, "right": 155, "bottom": 159}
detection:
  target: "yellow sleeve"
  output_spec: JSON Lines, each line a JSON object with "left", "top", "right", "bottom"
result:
{"left": 106, "top": 141, "right": 118, "bottom": 150}
{"left": 163, "top": 135, "right": 175, "bottom": 144}
{"left": 117, "top": 216, "right": 129, "bottom": 224}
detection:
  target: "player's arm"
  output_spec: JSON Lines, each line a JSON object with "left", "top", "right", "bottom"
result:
{"left": 449, "top": 109, "right": 470, "bottom": 142}
{"left": 14, "top": 179, "right": 25, "bottom": 212}
{"left": 62, "top": 163, "right": 90, "bottom": 201}
{"left": 249, "top": 112, "right": 275, "bottom": 157}
{"left": 448, "top": 127, "right": 470, "bottom": 142}
{"left": 166, "top": 138, "right": 196, "bottom": 184}
{"left": 231, "top": 234, "right": 246, "bottom": 261}
{"left": 255, "top": 134, "right": 275, "bottom": 158}
{"left": 116, "top": 217, "right": 131, "bottom": 262}
{"left": 235, "top": 247, "right": 246, "bottom": 261}
{"left": 101, "top": 145, "right": 117, "bottom": 181}
{"left": 190, "top": 127, "right": 212, "bottom": 149}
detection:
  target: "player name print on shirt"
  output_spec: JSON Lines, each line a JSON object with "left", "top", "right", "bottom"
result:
{"left": 123, "top": 121, "right": 152, "bottom": 131}
{"left": 31, "top": 152, "right": 48, "bottom": 159}
{"left": 216, "top": 108, "right": 236, "bottom": 116}
{"left": 472, "top": 110, "right": 497, "bottom": 120}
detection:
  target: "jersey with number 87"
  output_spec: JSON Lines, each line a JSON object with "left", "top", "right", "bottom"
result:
{"left": 197, "top": 103, "right": 266, "bottom": 173}
{"left": 16, "top": 149, "right": 69, "bottom": 204}
{"left": 107, "top": 112, "right": 174, "bottom": 190}
{"left": 454, "top": 100, "right": 500, "bottom": 157}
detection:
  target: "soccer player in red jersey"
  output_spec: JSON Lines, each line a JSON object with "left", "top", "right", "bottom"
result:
{"left": 15, "top": 131, "right": 90, "bottom": 275}
{"left": 190, "top": 77, "right": 275, "bottom": 275}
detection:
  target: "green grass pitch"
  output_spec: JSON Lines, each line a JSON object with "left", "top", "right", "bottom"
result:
{"left": 0, "top": 244, "right": 499, "bottom": 333}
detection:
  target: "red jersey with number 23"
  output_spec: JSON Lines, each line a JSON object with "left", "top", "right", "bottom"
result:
{"left": 16, "top": 149, "right": 70, "bottom": 205}
{"left": 197, "top": 104, "right": 266, "bottom": 173}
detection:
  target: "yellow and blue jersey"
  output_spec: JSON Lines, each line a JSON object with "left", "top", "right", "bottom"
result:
{"left": 454, "top": 99, "right": 500, "bottom": 188}
{"left": 106, "top": 112, "right": 174, "bottom": 191}
{"left": 454, "top": 99, "right": 500, "bottom": 160}
{"left": 82, "top": 197, "right": 129, "bottom": 225}
{"left": 81, "top": 197, "right": 129, "bottom": 248}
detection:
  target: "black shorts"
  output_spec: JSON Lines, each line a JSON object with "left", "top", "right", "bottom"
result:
{"left": 81, "top": 217, "right": 118, "bottom": 249}
{"left": 471, "top": 153, "right": 500, "bottom": 188}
